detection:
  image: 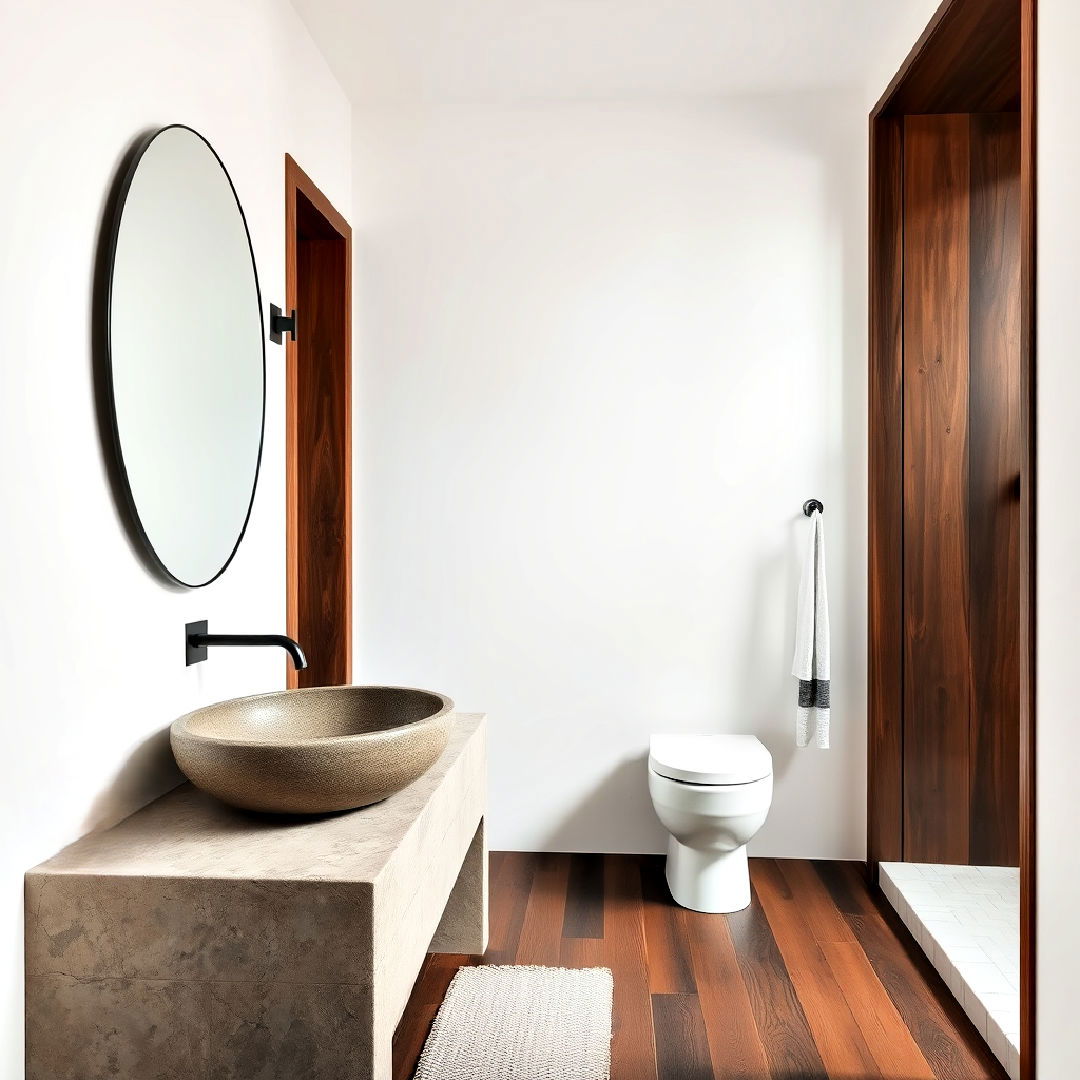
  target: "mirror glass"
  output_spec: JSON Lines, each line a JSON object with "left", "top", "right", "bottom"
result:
{"left": 107, "top": 125, "right": 265, "bottom": 587}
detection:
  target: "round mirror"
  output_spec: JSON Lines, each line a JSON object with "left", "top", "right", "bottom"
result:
{"left": 106, "top": 125, "right": 265, "bottom": 587}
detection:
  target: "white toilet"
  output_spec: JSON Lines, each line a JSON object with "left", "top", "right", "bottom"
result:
{"left": 648, "top": 734, "right": 773, "bottom": 913}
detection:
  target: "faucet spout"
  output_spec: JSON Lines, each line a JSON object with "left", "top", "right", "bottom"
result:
{"left": 185, "top": 621, "right": 308, "bottom": 670}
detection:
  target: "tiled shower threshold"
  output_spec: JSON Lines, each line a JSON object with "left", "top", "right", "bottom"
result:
{"left": 879, "top": 862, "right": 1020, "bottom": 1080}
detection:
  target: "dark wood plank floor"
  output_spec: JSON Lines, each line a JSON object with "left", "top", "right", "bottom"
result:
{"left": 393, "top": 854, "right": 1008, "bottom": 1080}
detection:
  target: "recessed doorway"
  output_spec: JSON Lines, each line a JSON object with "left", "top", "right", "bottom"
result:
{"left": 284, "top": 155, "right": 353, "bottom": 689}
{"left": 867, "top": 1, "right": 1035, "bottom": 1076}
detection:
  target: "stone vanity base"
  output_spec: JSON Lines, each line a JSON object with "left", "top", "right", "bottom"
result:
{"left": 25, "top": 714, "right": 488, "bottom": 1080}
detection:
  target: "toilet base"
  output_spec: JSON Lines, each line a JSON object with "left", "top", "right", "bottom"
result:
{"left": 665, "top": 838, "right": 751, "bottom": 913}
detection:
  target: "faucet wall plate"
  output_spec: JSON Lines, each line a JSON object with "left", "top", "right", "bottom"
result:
{"left": 186, "top": 620, "right": 209, "bottom": 666}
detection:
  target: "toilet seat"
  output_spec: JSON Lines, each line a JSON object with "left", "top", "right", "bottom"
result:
{"left": 649, "top": 734, "right": 772, "bottom": 786}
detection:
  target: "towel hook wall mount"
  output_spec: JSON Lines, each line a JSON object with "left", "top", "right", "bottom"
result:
{"left": 803, "top": 499, "right": 824, "bottom": 517}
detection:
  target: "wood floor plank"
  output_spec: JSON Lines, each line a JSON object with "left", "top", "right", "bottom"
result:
{"left": 813, "top": 859, "right": 879, "bottom": 916}
{"left": 418, "top": 953, "right": 476, "bottom": 1006}
{"left": 515, "top": 852, "right": 570, "bottom": 966}
{"left": 485, "top": 850, "right": 536, "bottom": 964}
{"left": 682, "top": 905, "right": 771, "bottom": 1079}
{"left": 848, "top": 909, "right": 1009, "bottom": 1079}
{"left": 822, "top": 940, "right": 936, "bottom": 1080}
{"left": 652, "top": 994, "right": 713, "bottom": 1080}
{"left": 726, "top": 876, "right": 828, "bottom": 1078}
{"left": 391, "top": 999, "right": 439, "bottom": 1080}
{"left": 392, "top": 854, "right": 1008, "bottom": 1080}
{"left": 777, "top": 859, "right": 857, "bottom": 944}
{"left": 754, "top": 860, "right": 882, "bottom": 1078}
{"left": 559, "top": 934, "right": 606, "bottom": 968}
{"left": 562, "top": 852, "right": 605, "bottom": 939}
{"left": 390, "top": 952, "right": 480, "bottom": 1079}
{"left": 639, "top": 854, "right": 695, "bottom": 994}
{"left": 602, "top": 855, "right": 659, "bottom": 1080}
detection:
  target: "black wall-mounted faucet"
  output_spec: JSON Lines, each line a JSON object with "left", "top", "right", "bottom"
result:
{"left": 185, "top": 620, "right": 308, "bottom": 670}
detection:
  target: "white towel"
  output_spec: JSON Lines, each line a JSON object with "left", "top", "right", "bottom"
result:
{"left": 792, "top": 508, "right": 830, "bottom": 748}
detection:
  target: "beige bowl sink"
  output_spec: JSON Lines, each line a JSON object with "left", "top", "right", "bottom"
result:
{"left": 170, "top": 686, "right": 454, "bottom": 814}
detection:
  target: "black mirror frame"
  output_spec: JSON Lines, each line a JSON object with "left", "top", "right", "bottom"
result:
{"left": 100, "top": 123, "right": 267, "bottom": 589}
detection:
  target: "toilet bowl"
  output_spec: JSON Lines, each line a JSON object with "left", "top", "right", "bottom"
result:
{"left": 648, "top": 734, "right": 773, "bottom": 913}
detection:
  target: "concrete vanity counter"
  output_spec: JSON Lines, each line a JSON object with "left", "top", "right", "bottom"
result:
{"left": 25, "top": 713, "right": 488, "bottom": 1080}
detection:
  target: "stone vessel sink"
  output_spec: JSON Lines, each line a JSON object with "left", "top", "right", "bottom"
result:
{"left": 170, "top": 685, "right": 454, "bottom": 814}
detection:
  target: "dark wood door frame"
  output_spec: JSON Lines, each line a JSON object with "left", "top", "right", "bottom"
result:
{"left": 285, "top": 155, "right": 352, "bottom": 689}
{"left": 867, "top": 0, "right": 1035, "bottom": 1075}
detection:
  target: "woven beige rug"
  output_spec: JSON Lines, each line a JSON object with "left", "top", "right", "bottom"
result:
{"left": 413, "top": 965, "right": 613, "bottom": 1080}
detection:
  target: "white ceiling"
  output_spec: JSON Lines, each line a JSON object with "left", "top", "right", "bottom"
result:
{"left": 292, "top": 0, "right": 938, "bottom": 106}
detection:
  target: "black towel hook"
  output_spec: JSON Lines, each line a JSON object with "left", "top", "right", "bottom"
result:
{"left": 803, "top": 499, "right": 824, "bottom": 517}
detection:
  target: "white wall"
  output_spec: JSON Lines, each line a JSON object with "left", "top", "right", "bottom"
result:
{"left": 352, "top": 94, "right": 869, "bottom": 859}
{"left": 1035, "top": 3, "right": 1080, "bottom": 1075}
{"left": 0, "top": 2, "right": 350, "bottom": 1075}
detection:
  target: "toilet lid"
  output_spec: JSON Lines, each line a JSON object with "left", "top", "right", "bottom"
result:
{"left": 649, "top": 734, "right": 772, "bottom": 785}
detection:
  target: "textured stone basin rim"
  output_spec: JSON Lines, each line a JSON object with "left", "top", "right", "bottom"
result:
{"left": 170, "top": 685, "right": 454, "bottom": 814}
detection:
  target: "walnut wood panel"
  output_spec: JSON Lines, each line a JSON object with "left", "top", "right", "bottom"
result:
{"left": 1017, "top": 4, "right": 1036, "bottom": 1075}
{"left": 392, "top": 855, "right": 1007, "bottom": 1079}
{"left": 868, "top": 2, "right": 1035, "bottom": 1072}
{"left": 888, "top": 111, "right": 1022, "bottom": 868}
{"left": 902, "top": 113, "right": 974, "bottom": 865}
{"left": 285, "top": 155, "right": 352, "bottom": 689}
{"left": 968, "top": 112, "right": 1022, "bottom": 866}
{"left": 867, "top": 112, "right": 905, "bottom": 874}
{"left": 875, "top": 0, "right": 1020, "bottom": 116}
